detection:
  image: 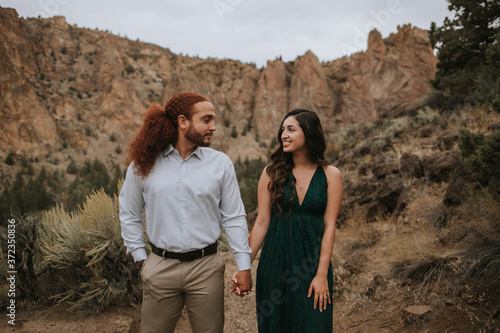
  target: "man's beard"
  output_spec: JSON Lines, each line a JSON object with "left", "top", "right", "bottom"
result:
{"left": 186, "top": 123, "right": 211, "bottom": 147}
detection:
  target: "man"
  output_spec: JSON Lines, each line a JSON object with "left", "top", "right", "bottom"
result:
{"left": 120, "top": 92, "right": 252, "bottom": 333}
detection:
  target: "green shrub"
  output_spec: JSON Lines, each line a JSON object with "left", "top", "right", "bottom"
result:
{"left": 416, "top": 106, "right": 439, "bottom": 125}
{"left": 66, "top": 160, "right": 78, "bottom": 174}
{"left": 67, "top": 158, "right": 114, "bottom": 211}
{"left": 234, "top": 156, "right": 267, "bottom": 212}
{"left": 458, "top": 129, "right": 500, "bottom": 187}
{"left": 429, "top": 0, "right": 500, "bottom": 106}
{"left": 4, "top": 152, "right": 15, "bottom": 165}
{"left": 0, "top": 169, "right": 55, "bottom": 224}
{"left": 231, "top": 126, "right": 238, "bottom": 138}
{"left": 125, "top": 65, "right": 135, "bottom": 74}
{"left": 240, "top": 179, "right": 258, "bottom": 212}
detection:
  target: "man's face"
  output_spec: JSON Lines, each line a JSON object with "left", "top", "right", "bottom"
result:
{"left": 185, "top": 101, "right": 216, "bottom": 147}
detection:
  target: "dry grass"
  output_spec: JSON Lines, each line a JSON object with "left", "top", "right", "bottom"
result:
{"left": 331, "top": 206, "right": 383, "bottom": 297}
{"left": 34, "top": 181, "right": 141, "bottom": 311}
{"left": 450, "top": 188, "right": 500, "bottom": 284}
{"left": 383, "top": 222, "right": 459, "bottom": 290}
{"left": 447, "top": 104, "right": 500, "bottom": 133}
{"left": 334, "top": 206, "right": 379, "bottom": 261}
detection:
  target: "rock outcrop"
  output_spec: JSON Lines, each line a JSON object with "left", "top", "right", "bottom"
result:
{"left": 0, "top": 7, "right": 437, "bottom": 168}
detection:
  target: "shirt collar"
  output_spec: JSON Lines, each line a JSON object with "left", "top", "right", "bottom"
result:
{"left": 191, "top": 146, "right": 203, "bottom": 160}
{"left": 164, "top": 143, "right": 175, "bottom": 156}
{"left": 163, "top": 143, "right": 203, "bottom": 160}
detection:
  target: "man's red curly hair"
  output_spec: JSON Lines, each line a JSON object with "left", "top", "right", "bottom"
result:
{"left": 126, "top": 92, "right": 209, "bottom": 178}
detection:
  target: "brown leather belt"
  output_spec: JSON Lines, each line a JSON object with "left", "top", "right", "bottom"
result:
{"left": 150, "top": 242, "right": 218, "bottom": 261}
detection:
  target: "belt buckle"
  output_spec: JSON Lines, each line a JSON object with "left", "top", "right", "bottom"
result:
{"left": 180, "top": 252, "right": 192, "bottom": 262}
{"left": 181, "top": 249, "right": 203, "bottom": 262}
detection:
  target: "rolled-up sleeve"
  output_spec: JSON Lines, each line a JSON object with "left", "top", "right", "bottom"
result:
{"left": 219, "top": 158, "right": 252, "bottom": 271}
{"left": 119, "top": 163, "right": 147, "bottom": 262}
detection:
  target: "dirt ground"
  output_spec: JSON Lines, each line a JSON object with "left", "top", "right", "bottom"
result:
{"left": 2, "top": 234, "right": 497, "bottom": 333}
{"left": 1, "top": 251, "right": 257, "bottom": 333}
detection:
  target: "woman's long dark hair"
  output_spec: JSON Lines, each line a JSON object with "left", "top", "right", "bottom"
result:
{"left": 266, "top": 109, "right": 329, "bottom": 214}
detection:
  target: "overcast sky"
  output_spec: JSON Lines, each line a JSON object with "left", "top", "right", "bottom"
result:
{"left": 1, "top": 0, "right": 453, "bottom": 67}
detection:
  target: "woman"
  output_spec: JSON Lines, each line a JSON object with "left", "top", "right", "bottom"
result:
{"left": 234, "top": 109, "right": 343, "bottom": 332}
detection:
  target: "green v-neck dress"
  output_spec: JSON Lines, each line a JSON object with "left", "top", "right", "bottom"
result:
{"left": 256, "top": 166, "right": 333, "bottom": 332}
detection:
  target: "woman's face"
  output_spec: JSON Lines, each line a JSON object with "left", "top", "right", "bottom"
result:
{"left": 281, "top": 116, "right": 306, "bottom": 154}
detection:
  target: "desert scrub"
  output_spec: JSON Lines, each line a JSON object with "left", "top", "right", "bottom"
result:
{"left": 37, "top": 185, "right": 141, "bottom": 310}
{"left": 334, "top": 123, "right": 373, "bottom": 153}
{"left": 334, "top": 205, "right": 380, "bottom": 260}
{"left": 450, "top": 188, "right": 500, "bottom": 285}
{"left": 380, "top": 116, "right": 412, "bottom": 138}
{"left": 330, "top": 206, "right": 381, "bottom": 296}
{"left": 458, "top": 129, "right": 500, "bottom": 188}
{"left": 383, "top": 220, "right": 459, "bottom": 290}
{"left": 217, "top": 228, "right": 230, "bottom": 252}
{"left": 450, "top": 105, "right": 500, "bottom": 133}
{"left": 445, "top": 188, "right": 500, "bottom": 330}
{"left": 416, "top": 106, "right": 441, "bottom": 126}
{"left": 0, "top": 182, "right": 142, "bottom": 311}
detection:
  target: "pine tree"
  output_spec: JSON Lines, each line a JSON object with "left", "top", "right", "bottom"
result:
{"left": 430, "top": 0, "right": 500, "bottom": 106}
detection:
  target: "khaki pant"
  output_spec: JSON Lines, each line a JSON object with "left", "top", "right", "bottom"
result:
{"left": 140, "top": 251, "right": 225, "bottom": 333}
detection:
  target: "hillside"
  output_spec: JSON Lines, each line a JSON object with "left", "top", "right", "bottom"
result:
{"left": 0, "top": 7, "right": 436, "bottom": 178}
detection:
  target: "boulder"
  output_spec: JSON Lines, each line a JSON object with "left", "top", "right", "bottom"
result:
{"left": 443, "top": 166, "right": 474, "bottom": 206}
{"left": 435, "top": 134, "right": 458, "bottom": 151}
{"left": 371, "top": 162, "right": 400, "bottom": 179}
{"left": 423, "top": 152, "right": 460, "bottom": 182}
{"left": 400, "top": 153, "right": 423, "bottom": 178}
{"left": 418, "top": 125, "right": 435, "bottom": 138}
{"left": 403, "top": 305, "right": 433, "bottom": 325}
{"left": 365, "top": 174, "right": 404, "bottom": 222}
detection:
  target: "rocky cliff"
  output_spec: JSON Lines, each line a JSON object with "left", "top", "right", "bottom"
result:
{"left": 0, "top": 7, "right": 437, "bottom": 170}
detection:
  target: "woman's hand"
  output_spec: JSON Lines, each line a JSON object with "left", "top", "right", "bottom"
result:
{"left": 307, "top": 275, "right": 330, "bottom": 311}
{"left": 230, "top": 271, "right": 252, "bottom": 296}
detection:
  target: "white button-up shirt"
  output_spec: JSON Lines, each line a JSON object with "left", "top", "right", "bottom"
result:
{"left": 119, "top": 144, "right": 252, "bottom": 271}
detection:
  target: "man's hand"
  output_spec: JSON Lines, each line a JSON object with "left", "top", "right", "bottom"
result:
{"left": 230, "top": 270, "right": 252, "bottom": 296}
{"left": 135, "top": 260, "right": 145, "bottom": 271}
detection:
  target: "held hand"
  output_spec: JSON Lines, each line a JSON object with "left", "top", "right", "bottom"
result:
{"left": 236, "top": 269, "right": 252, "bottom": 293}
{"left": 230, "top": 272, "right": 243, "bottom": 296}
{"left": 307, "top": 276, "right": 330, "bottom": 312}
{"left": 230, "top": 270, "right": 252, "bottom": 296}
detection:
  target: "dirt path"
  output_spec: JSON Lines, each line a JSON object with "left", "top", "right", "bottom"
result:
{"left": 1, "top": 251, "right": 258, "bottom": 333}
{"left": 1, "top": 242, "right": 490, "bottom": 332}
